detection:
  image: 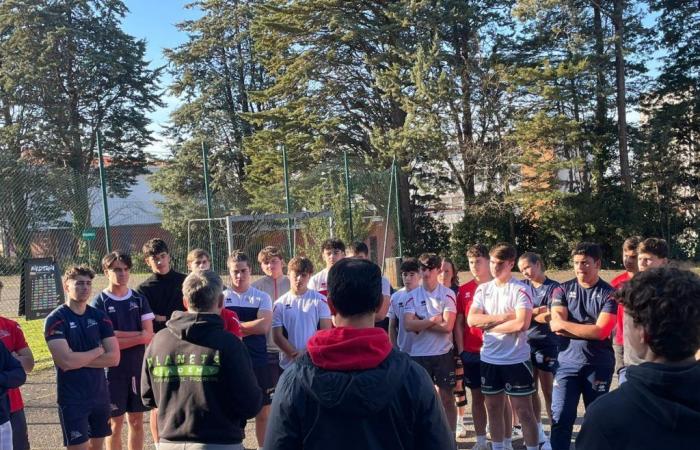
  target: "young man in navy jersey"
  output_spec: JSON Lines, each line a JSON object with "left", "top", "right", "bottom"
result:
{"left": 45, "top": 266, "right": 120, "bottom": 450}
{"left": 548, "top": 243, "right": 617, "bottom": 450}
{"left": 518, "top": 252, "right": 559, "bottom": 449}
{"left": 92, "top": 252, "right": 154, "bottom": 450}
{"left": 224, "top": 251, "right": 273, "bottom": 450}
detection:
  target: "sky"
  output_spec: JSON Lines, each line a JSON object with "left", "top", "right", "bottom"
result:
{"left": 122, "top": 1, "right": 201, "bottom": 159}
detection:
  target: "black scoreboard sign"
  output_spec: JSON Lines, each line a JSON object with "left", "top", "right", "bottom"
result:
{"left": 19, "top": 258, "right": 64, "bottom": 320}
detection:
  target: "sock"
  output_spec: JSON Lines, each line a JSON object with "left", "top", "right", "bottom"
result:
{"left": 476, "top": 435, "right": 487, "bottom": 446}
{"left": 504, "top": 437, "right": 512, "bottom": 447}
{"left": 492, "top": 442, "right": 504, "bottom": 450}
{"left": 538, "top": 422, "right": 547, "bottom": 441}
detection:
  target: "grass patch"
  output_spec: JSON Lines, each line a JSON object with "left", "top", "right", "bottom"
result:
{"left": 16, "top": 318, "right": 54, "bottom": 372}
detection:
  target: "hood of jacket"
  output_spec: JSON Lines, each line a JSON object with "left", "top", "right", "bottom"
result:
{"left": 625, "top": 361, "right": 700, "bottom": 430}
{"left": 166, "top": 310, "right": 223, "bottom": 342}
{"left": 298, "top": 327, "right": 405, "bottom": 415}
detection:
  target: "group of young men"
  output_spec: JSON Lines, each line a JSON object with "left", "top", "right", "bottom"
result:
{"left": 0, "top": 233, "right": 691, "bottom": 450}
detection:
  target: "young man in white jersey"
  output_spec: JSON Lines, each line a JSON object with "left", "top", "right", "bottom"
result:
{"left": 468, "top": 243, "right": 540, "bottom": 450}
{"left": 347, "top": 241, "right": 391, "bottom": 321}
{"left": 307, "top": 238, "right": 345, "bottom": 297}
{"left": 388, "top": 258, "right": 421, "bottom": 352}
{"left": 404, "top": 253, "right": 458, "bottom": 435}
{"left": 252, "top": 246, "right": 290, "bottom": 390}
{"left": 224, "top": 251, "right": 273, "bottom": 450}
{"left": 272, "top": 256, "right": 332, "bottom": 369}
{"left": 92, "top": 252, "right": 154, "bottom": 450}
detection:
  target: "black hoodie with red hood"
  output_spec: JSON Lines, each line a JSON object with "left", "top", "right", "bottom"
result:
{"left": 264, "top": 327, "right": 455, "bottom": 450}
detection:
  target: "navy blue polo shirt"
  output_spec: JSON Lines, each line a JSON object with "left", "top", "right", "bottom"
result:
{"left": 44, "top": 304, "right": 114, "bottom": 404}
{"left": 551, "top": 278, "right": 617, "bottom": 368}
{"left": 524, "top": 277, "right": 560, "bottom": 350}
{"left": 92, "top": 289, "right": 155, "bottom": 378}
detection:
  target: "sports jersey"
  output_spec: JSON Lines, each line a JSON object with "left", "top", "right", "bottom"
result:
{"left": 456, "top": 280, "right": 484, "bottom": 353}
{"left": 523, "top": 277, "right": 560, "bottom": 350}
{"left": 472, "top": 277, "right": 534, "bottom": 365}
{"left": 0, "top": 317, "right": 28, "bottom": 412}
{"left": 272, "top": 290, "right": 331, "bottom": 369}
{"left": 44, "top": 304, "right": 115, "bottom": 404}
{"left": 221, "top": 308, "right": 242, "bottom": 338}
{"left": 307, "top": 269, "right": 329, "bottom": 296}
{"left": 252, "top": 275, "right": 290, "bottom": 353}
{"left": 223, "top": 286, "right": 272, "bottom": 367}
{"left": 91, "top": 289, "right": 154, "bottom": 378}
{"left": 387, "top": 287, "right": 416, "bottom": 353}
{"left": 550, "top": 278, "right": 617, "bottom": 368}
{"left": 610, "top": 272, "right": 631, "bottom": 346}
{"left": 403, "top": 284, "right": 457, "bottom": 357}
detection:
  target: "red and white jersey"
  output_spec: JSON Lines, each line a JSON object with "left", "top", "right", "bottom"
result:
{"left": 307, "top": 268, "right": 329, "bottom": 296}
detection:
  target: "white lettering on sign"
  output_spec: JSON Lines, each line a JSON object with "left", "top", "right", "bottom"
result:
{"left": 30, "top": 265, "right": 54, "bottom": 273}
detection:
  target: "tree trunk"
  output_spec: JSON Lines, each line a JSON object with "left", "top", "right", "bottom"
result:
{"left": 592, "top": 2, "right": 608, "bottom": 191}
{"left": 613, "top": 0, "right": 631, "bottom": 190}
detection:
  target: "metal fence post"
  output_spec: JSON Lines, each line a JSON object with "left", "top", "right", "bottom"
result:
{"left": 343, "top": 151, "right": 354, "bottom": 242}
{"left": 282, "top": 145, "right": 294, "bottom": 255}
{"left": 202, "top": 141, "right": 215, "bottom": 268}
{"left": 96, "top": 131, "right": 112, "bottom": 253}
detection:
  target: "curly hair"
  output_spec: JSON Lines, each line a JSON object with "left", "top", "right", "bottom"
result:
{"left": 619, "top": 267, "right": 700, "bottom": 361}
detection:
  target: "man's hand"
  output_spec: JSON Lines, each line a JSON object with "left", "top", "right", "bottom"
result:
{"left": 549, "top": 317, "right": 565, "bottom": 333}
{"left": 429, "top": 314, "right": 444, "bottom": 324}
{"left": 154, "top": 314, "right": 167, "bottom": 322}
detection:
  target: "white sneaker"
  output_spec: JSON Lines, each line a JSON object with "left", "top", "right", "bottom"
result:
{"left": 471, "top": 443, "right": 490, "bottom": 450}
{"left": 456, "top": 420, "right": 468, "bottom": 439}
{"left": 511, "top": 425, "right": 523, "bottom": 441}
{"left": 539, "top": 440, "right": 552, "bottom": 450}
{"left": 503, "top": 442, "right": 514, "bottom": 450}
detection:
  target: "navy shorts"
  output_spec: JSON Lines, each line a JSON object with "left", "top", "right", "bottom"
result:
{"left": 58, "top": 401, "right": 112, "bottom": 446}
{"left": 108, "top": 375, "right": 150, "bottom": 417}
{"left": 412, "top": 352, "right": 456, "bottom": 389}
{"left": 254, "top": 365, "right": 274, "bottom": 406}
{"left": 459, "top": 351, "right": 482, "bottom": 389}
{"left": 530, "top": 346, "right": 559, "bottom": 373}
{"left": 480, "top": 360, "right": 536, "bottom": 396}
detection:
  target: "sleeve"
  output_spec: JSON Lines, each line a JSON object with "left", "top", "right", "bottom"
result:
{"left": 10, "top": 321, "right": 28, "bottom": 351}
{"left": 224, "top": 337, "right": 263, "bottom": 419}
{"left": 404, "top": 293, "right": 416, "bottom": 315}
{"left": 515, "top": 286, "right": 534, "bottom": 310}
{"left": 317, "top": 296, "right": 331, "bottom": 320}
{"left": 443, "top": 292, "right": 457, "bottom": 313}
{"left": 259, "top": 292, "right": 273, "bottom": 312}
{"left": 263, "top": 368, "right": 303, "bottom": 449}
{"left": 97, "top": 310, "right": 115, "bottom": 339}
{"left": 471, "top": 285, "right": 485, "bottom": 310}
{"left": 544, "top": 282, "right": 559, "bottom": 308}
{"left": 388, "top": 293, "right": 398, "bottom": 320}
{"left": 0, "top": 343, "right": 26, "bottom": 389}
{"left": 550, "top": 285, "right": 568, "bottom": 308}
{"left": 140, "top": 294, "right": 155, "bottom": 321}
{"left": 601, "top": 289, "right": 618, "bottom": 314}
{"left": 272, "top": 300, "right": 284, "bottom": 328}
{"left": 413, "top": 366, "right": 457, "bottom": 450}
{"left": 382, "top": 277, "right": 391, "bottom": 296}
{"left": 90, "top": 293, "right": 103, "bottom": 310}
{"left": 140, "top": 345, "right": 156, "bottom": 408}
{"left": 44, "top": 313, "right": 67, "bottom": 342}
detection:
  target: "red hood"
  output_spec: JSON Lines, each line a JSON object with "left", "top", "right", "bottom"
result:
{"left": 307, "top": 327, "right": 392, "bottom": 371}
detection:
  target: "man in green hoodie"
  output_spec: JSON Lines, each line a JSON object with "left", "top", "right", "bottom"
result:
{"left": 576, "top": 267, "right": 700, "bottom": 450}
{"left": 264, "top": 257, "right": 455, "bottom": 450}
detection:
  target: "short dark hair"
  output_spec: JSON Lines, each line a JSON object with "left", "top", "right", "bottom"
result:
{"left": 400, "top": 258, "right": 421, "bottom": 273}
{"left": 328, "top": 258, "right": 382, "bottom": 317}
{"left": 349, "top": 241, "right": 369, "bottom": 256}
{"left": 466, "top": 244, "right": 489, "bottom": 259}
{"left": 63, "top": 265, "right": 95, "bottom": 283}
{"left": 572, "top": 242, "right": 602, "bottom": 262}
{"left": 519, "top": 251, "right": 543, "bottom": 268}
{"left": 321, "top": 238, "right": 345, "bottom": 253}
{"left": 638, "top": 237, "right": 669, "bottom": 259}
{"left": 182, "top": 270, "right": 223, "bottom": 311}
{"left": 227, "top": 250, "right": 249, "bottom": 267}
{"left": 142, "top": 238, "right": 169, "bottom": 257}
{"left": 102, "top": 251, "right": 133, "bottom": 271}
{"left": 618, "top": 267, "right": 700, "bottom": 361}
{"left": 490, "top": 243, "right": 516, "bottom": 262}
{"left": 622, "top": 236, "right": 642, "bottom": 252}
{"left": 288, "top": 256, "right": 314, "bottom": 275}
{"left": 418, "top": 253, "right": 441, "bottom": 270}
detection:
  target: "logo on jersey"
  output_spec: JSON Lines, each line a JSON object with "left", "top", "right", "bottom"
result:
{"left": 86, "top": 319, "right": 98, "bottom": 328}
{"left": 0, "top": 330, "right": 9, "bottom": 339}
{"left": 69, "top": 322, "right": 77, "bottom": 329}
{"left": 568, "top": 292, "right": 577, "bottom": 299}
{"left": 107, "top": 306, "right": 116, "bottom": 313}
{"left": 129, "top": 302, "right": 139, "bottom": 311}
{"left": 70, "top": 431, "right": 83, "bottom": 440}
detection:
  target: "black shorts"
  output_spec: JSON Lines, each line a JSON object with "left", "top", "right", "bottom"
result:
{"left": 459, "top": 351, "right": 482, "bottom": 389}
{"left": 530, "top": 346, "right": 559, "bottom": 373}
{"left": 480, "top": 360, "right": 536, "bottom": 396}
{"left": 412, "top": 352, "right": 456, "bottom": 389}
{"left": 10, "top": 409, "right": 29, "bottom": 450}
{"left": 108, "top": 375, "right": 150, "bottom": 417}
{"left": 58, "top": 401, "right": 112, "bottom": 446}
{"left": 254, "top": 365, "right": 274, "bottom": 406}
{"left": 267, "top": 352, "right": 282, "bottom": 388}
